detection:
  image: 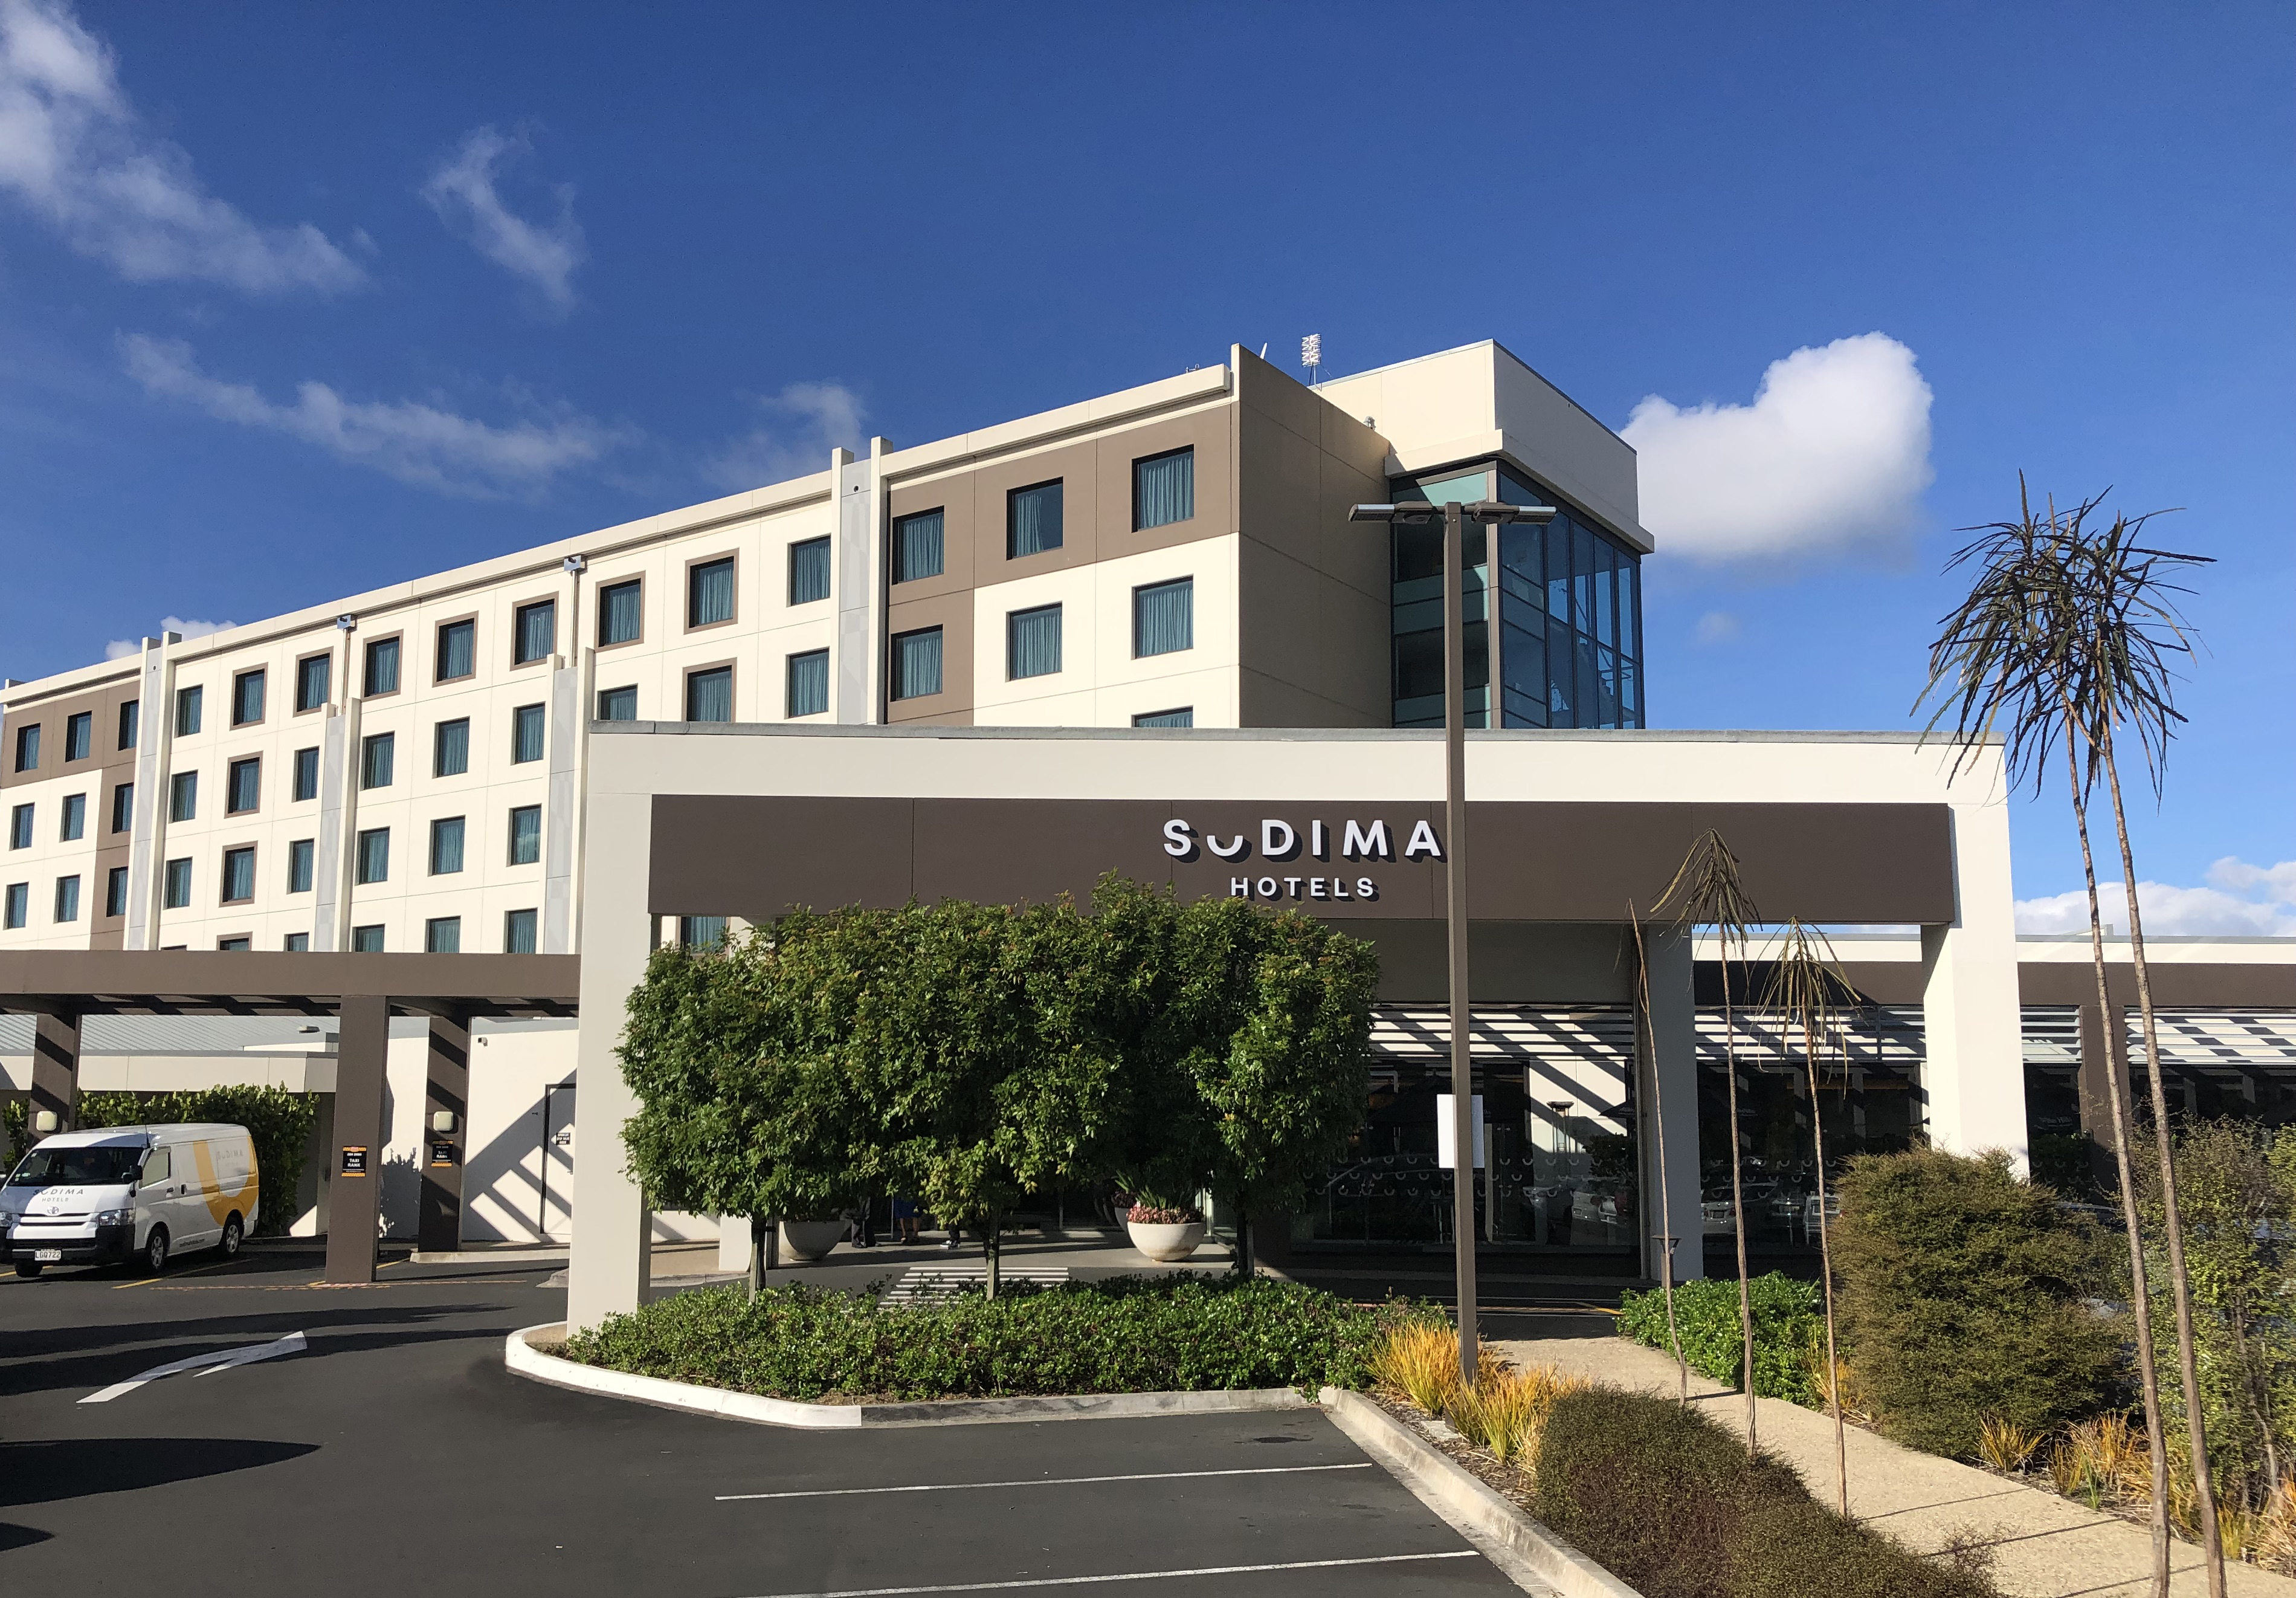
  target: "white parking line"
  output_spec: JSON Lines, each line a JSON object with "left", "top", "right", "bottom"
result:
{"left": 717, "top": 1463, "right": 1373, "bottom": 1502}
{"left": 743, "top": 1550, "right": 1482, "bottom": 1595}
{"left": 79, "top": 1330, "right": 308, "bottom": 1403}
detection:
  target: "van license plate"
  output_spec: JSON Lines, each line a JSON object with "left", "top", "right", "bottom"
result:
{"left": 34, "top": 1249, "right": 62, "bottom": 1262}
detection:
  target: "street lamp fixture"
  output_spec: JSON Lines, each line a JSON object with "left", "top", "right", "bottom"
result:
{"left": 1351, "top": 497, "right": 1555, "bottom": 1384}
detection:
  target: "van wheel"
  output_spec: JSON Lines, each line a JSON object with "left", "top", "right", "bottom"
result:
{"left": 144, "top": 1226, "right": 170, "bottom": 1274}
{"left": 218, "top": 1215, "right": 244, "bottom": 1259}
{"left": 13, "top": 1261, "right": 40, "bottom": 1279}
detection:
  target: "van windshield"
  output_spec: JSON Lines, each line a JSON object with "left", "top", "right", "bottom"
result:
{"left": 8, "top": 1146, "right": 146, "bottom": 1186}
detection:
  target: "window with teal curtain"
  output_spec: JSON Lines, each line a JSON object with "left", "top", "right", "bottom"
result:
{"left": 598, "top": 580, "right": 642, "bottom": 645}
{"left": 162, "top": 858, "right": 191, "bottom": 909}
{"left": 512, "top": 703, "right": 546, "bottom": 763}
{"left": 895, "top": 509, "right": 944, "bottom": 582}
{"left": 1007, "top": 480, "right": 1063, "bottom": 558}
{"left": 434, "top": 718, "right": 469, "bottom": 776}
{"left": 7, "top": 804, "right": 28, "bottom": 849}
{"left": 680, "top": 916, "right": 728, "bottom": 950}
{"left": 360, "top": 732, "right": 393, "bottom": 789}
{"left": 55, "top": 874, "right": 80, "bottom": 922}
{"left": 508, "top": 805, "right": 541, "bottom": 865}
{"left": 350, "top": 925, "right": 385, "bottom": 953}
{"left": 2, "top": 881, "right": 25, "bottom": 929}
{"left": 232, "top": 669, "right": 265, "bottom": 726}
{"left": 788, "top": 537, "right": 831, "bottom": 604}
{"left": 436, "top": 620, "right": 475, "bottom": 681}
{"left": 893, "top": 629, "right": 943, "bottom": 700}
{"left": 1008, "top": 604, "right": 1062, "bottom": 679}
{"left": 227, "top": 757, "right": 260, "bottom": 814}
{"left": 787, "top": 650, "right": 829, "bottom": 717}
{"left": 689, "top": 557, "right": 735, "bottom": 626}
{"left": 65, "top": 711, "right": 92, "bottom": 760}
{"left": 365, "top": 636, "right": 401, "bottom": 695}
{"left": 175, "top": 685, "right": 202, "bottom": 736}
{"left": 685, "top": 666, "right": 733, "bottom": 723}
{"left": 355, "top": 827, "right": 390, "bottom": 885}
{"left": 295, "top": 654, "right": 331, "bottom": 713}
{"left": 515, "top": 600, "right": 556, "bottom": 664}
{"left": 1133, "top": 578, "right": 1193, "bottom": 656}
{"left": 596, "top": 685, "right": 637, "bottom": 721}
{"left": 425, "top": 917, "right": 462, "bottom": 954}
{"left": 221, "top": 847, "right": 254, "bottom": 903}
{"left": 106, "top": 865, "right": 128, "bottom": 916}
{"left": 287, "top": 839, "right": 314, "bottom": 894}
{"left": 1132, "top": 708, "right": 1192, "bottom": 728}
{"left": 503, "top": 908, "right": 538, "bottom": 953}
{"left": 170, "top": 770, "right": 198, "bottom": 821}
{"left": 430, "top": 816, "right": 466, "bottom": 875}
{"left": 1132, "top": 448, "right": 1194, "bottom": 530}
{"left": 60, "top": 793, "right": 83, "bottom": 840}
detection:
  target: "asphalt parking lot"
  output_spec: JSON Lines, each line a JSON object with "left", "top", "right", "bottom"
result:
{"left": 1, "top": 1243, "right": 1528, "bottom": 1595}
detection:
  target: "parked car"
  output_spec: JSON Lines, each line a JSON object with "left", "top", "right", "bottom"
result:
{"left": 2, "top": 1124, "right": 258, "bottom": 1277}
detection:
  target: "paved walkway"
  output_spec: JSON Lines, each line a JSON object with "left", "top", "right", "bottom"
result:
{"left": 1491, "top": 1330, "right": 2296, "bottom": 1598}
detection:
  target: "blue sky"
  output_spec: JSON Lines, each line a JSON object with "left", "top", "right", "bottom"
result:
{"left": 1, "top": 1, "right": 2289, "bottom": 926}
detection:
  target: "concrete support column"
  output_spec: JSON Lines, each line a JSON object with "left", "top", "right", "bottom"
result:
{"left": 2076, "top": 1000, "right": 2129, "bottom": 1190}
{"left": 30, "top": 1011, "right": 83, "bottom": 1135}
{"left": 324, "top": 994, "right": 390, "bottom": 1284}
{"left": 567, "top": 789, "right": 656, "bottom": 1330}
{"left": 1919, "top": 796, "right": 2030, "bottom": 1171}
{"left": 418, "top": 1012, "right": 471, "bottom": 1254}
{"left": 1639, "top": 928, "right": 1704, "bottom": 1283}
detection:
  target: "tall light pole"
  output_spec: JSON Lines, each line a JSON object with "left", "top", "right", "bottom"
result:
{"left": 1352, "top": 494, "right": 1555, "bottom": 1385}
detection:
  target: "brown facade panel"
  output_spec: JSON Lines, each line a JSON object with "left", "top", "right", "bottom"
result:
{"left": 1, "top": 673, "right": 144, "bottom": 792}
{"left": 647, "top": 795, "right": 918, "bottom": 917}
{"left": 2019, "top": 961, "right": 2296, "bottom": 1009}
{"left": 0, "top": 950, "right": 579, "bottom": 1014}
{"left": 883, "top": 589, "right": 976, "bottom": 725}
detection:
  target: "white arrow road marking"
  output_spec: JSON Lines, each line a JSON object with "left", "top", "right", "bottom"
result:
{"left": 79, "top": 1330, "right": 308, "bottom": 1404}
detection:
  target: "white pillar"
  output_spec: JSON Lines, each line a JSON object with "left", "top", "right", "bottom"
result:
{"left": 1640, "top": 927, "right": 1704, "bottom": 1283}
{"left": 566, "top": 788, "right": 656, "bottom": 1330}
{"left": 1920, "top": 789, "right": 2028, "bottom": 1173}
{"left": 717, "top": 1215, "right": 753, "bottom": 1275}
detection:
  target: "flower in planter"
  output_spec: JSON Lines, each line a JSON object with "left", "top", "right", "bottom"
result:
{"left": 1126, "top": 1203, "right": 1203, "bottom": 1225}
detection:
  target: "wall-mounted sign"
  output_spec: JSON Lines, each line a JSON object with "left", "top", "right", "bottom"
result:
{"left": 428, "top": 1142, "right": 458, "bottom": 1168}
{"left": 339, "top": 1145, "right": 368, "bottom": 1176}
{"left": 1163, "top": 817, "right": 1438, "bottom": 903}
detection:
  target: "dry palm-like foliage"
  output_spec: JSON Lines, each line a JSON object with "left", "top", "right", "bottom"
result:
{"left": 1653, "top": 830, "right": 1761, "bottom": 1449}
{"left": 1979, "top": 1416, "right": 2046, "bottom": 1474}
{"left": 1918, "top": 476, "right": 2216, "bottom": 1598}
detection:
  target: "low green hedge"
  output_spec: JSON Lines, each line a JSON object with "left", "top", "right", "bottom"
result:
{"left": 1616, "top": 1272, "right": 1822, "bottom": 1403}
{"left": 563, "top": 1276, "right": 1428, "bottom": 1401}
{"left": 1534, "top": 1386, "right": 1998, "bottom": 1597}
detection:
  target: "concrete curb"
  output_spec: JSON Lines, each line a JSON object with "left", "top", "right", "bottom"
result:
{"left": 504, "top": 1323, "right": 1313, "bottom": 1429}
{"left": 1318, "top": 1387, "right": 1641, "bottom": 1598}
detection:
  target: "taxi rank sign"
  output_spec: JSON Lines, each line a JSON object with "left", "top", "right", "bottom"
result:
{"left": 1160, "top": 815, "right": 1442, "bottom": 903}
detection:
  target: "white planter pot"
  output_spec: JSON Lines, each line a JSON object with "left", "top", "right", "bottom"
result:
{"left": 1126, "top": 1219, "right": 1207, "bottom": 1263}
{"left": 780, "top": 1220, "right": 846, "bottom": 1263}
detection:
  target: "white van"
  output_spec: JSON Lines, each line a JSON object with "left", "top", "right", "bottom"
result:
{"left": 2, "top": 1124, "right": 259, "bottom": 1278}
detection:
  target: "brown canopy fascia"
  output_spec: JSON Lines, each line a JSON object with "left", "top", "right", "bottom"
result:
{"left": 0, "top": 950, "right": 579, "bottom": 1019}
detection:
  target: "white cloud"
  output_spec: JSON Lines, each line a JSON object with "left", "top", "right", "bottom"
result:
{"left": 421, "top": 125, "right": 583, "bottom": 312}
{"left": 704, "top": 381, "right": 866, "bottom": 492}
{"left": 1622, "top": 332, "right": 1934, "bottom": 564}
{"left": 2016, "top": 861, "right": 2296, "bottom": 938}
{"left": 120, "top": 333, "right": 625, "bottom": 498}
{"left": 0, "top": 0, "right": 362, "bottom": 291}
{"left": 104, "top": 614, "right": 231, "bottom": 659}
{"left": 1692, "top": 610, "right": 1741, "bottom": 645}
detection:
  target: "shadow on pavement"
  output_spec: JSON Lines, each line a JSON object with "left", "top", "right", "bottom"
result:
{"left": 0, "top": 1437, "right": 319, "bottom": 1507}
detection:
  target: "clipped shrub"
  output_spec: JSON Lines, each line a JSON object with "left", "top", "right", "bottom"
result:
{"left": 1617, "top": 1272, "right": 1822, "bottom": 1403}
{"left": 1533, "top": 1386, "right": 1998, "bottom": 1597}
{"left": 1830, "top": 1147, "right": 2117, "bottom": 1461}
{"left": 66, "top": 1085, "right": 317, "bottom": 1235}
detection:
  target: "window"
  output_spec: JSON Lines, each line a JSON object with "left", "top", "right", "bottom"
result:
{"left": 2, "top": 882, "right": 25, "bottom": 928}
{"left": 786, "top": 650, "right": 829, "bottom": 718}
{"left": 60, "top": 793, "right": 85, "bottom": 841}
{"left": 105, "top": 866, "right": 127, "bottom": 918}
{"left": 684, "top": 666, "right": 733, "bottom": 723}
{"left": 598, "top": 579, "right": 642, "bottom": 646}
{"left": 512, "top": 703, "right": 546, "bottom": 763}
{"left": 65, "top": 711, "right": 92, "bottom": 762}
{"left": 365, "top": 635, "right": 401, "bottom": 695}
{"left": 350, "top": 924, "right": 385, "bottom": 953}
{"left": 295, "top": 653, "right": 331, "bottom": 713}
{"left": 283, "top": 932, "right": 309, "bottom": 952}
{"left": 13, "top": 722, "right": 38, "bottom": 771}
{"left": 425, "top": 916, "right": 462, "bottom": 954}
{"left": 894, "top": 509, "right": 944, "bottom": 583}
{"left": 503, "top": 908, "right": 538, "bottom": 954}
{"left": 892, "top": 628, "right": 943, "bottom": 700}
{"left": 286, "top": 838, "right": 315, "bottom": 894}
{"left": 681, "top": 916, "right": 728, "bottom": 949}
{"left": 788, "top": 537, "right": 831, "bottom": 605}
{"left": 7, "top": 804, "right": 29, "bottom": 849}
{"left": 1133, "top": 708, "right": 1193, "bottom": 728}
{"left": 110, "top": 781, "right": 134, "bottom": 833}
{"left": 355, "top": 827, "right": 390, "bottom": 885}
{"left": 688, "top": 557, "right": 735, "bottom": 627}
{"left": 1008, "top": 480, "right": 1063, "bottom": 558}
{"left": 140, "top": 1148, "right": 171, "bottom": 1184}
{"left": 508, "top": 804, "right": 542, "bottom": 865}
{"left": 430, "top": 815, "right": 466, "bottom": 875}
{"left": 169, "top": 771, "right": 198, "bottom": 823}
{"left": 221, "top": 846, "right": 255, "bottom": 904}
{"left": 292, "top": 746, "right": 320, "bottom": 802}
{"left": 436, "top": 619, "right": 476, "bottom": 682}
{"left": 53, "top": 875, "right": 79, "bottom": 922}
{"left": 118, "top": 699, "right": 140, "bottom": 751}
{"left": 360, "top": 731, "right": 395, "bottom": 789}
{"left": 218, "top": 936, "right": 251, "bottom": 953}
{"left": 231, "top": 668, "right": 266, "bottom": 726}
{"left": 227, "top": 756, "right": 261, "bottom": 814}
{"left": 434, "top": 719, "right": 470, "bottom": 777}
{"left": 514, "top": 599, "right": 556, "bottom": 665}
{"left": 175, "top": 684, "right": 203, "bottom": 737}
{"left": 1133, "top": 578, "right": 1193, "bottom": 657}
{"left": 1133, "top": 447, "right": 1195, "bottom": 530}
{"left": 597, "top": 685, "right": 637, "bottom": 722}
{"left": 1007, "top": 604, "right": 1062, "bottom": 679}
{"left": 163, "top": 857, "right": 192, "bottom": 910}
